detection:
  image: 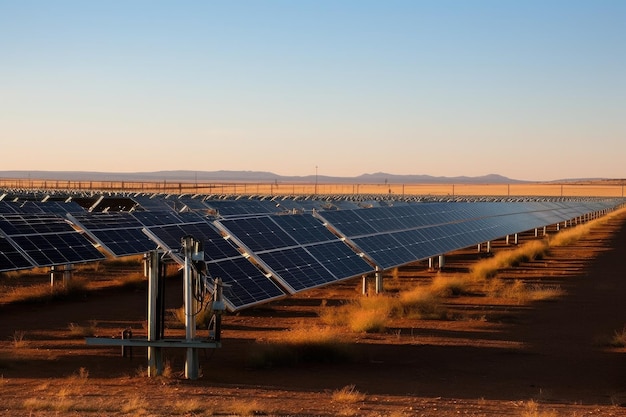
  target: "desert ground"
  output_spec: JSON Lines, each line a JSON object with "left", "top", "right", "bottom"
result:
{"left": 2, "top": 207, "right": 626, "bottom": 415}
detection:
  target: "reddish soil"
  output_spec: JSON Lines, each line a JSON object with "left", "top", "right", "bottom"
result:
{"left": 2, "top": 212, "right": 626, "bottom": 416}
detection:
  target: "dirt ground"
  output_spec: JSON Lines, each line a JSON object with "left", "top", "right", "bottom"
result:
{"left": 2, "top": 212, "right": 626, "bottom": 416}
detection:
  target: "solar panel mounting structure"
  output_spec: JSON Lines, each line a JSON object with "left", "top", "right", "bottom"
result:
{"left": 143, "top": 220, "right": 286, "bottom": 311}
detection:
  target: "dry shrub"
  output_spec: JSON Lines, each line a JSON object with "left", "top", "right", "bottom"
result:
{"left": 170, "top": 299, "right": 214, "bottom": 329}
{"left": 487, "top": 279, "right": 563, "bottom": 304}
{"left": 320, "top": 296, "right": 393, "bottom": 332}
{"left": 12, "top": 330, "right": 27, "bottom": 348}
{"left": 68, "top": 321, "right": 98, "bottom": 337}
{"left": 332, "top": 384, "right": 366, "bottom": 403}
{"left": 249, "top": 326, "right": 352, "bottom": 368}
{"left": 548, "top": 223, "right": 591, "bottom": 247}
{"left": 520, "top": 399, "right": 559, "bottom": 417}
{"left": 23, "top": 397, "right": 74, "bottom": 412}
{"left": 120, "top": 396, "right": 149, "bottom": 414}
{"left": 173, "top": 398, "right": 206, "bottom": 414}
{"left": 471, "top": 240, "right": 548, "bottom": 281}
{"left": 398, "top": 285, "right": 447, "bottom": 319}
{"left": 608, "top": 327, "right": 626, "bottom": 347}
{"left": 430, "top": 273, "right": 471, "bottom": 297}
{"left": 349, "top": 295, "right": 393, "bottom": 332}
{"left": 226, "top": 399, "right": 261, "bottom": 416}
{"left": 4, "top": 277, "right": 89, "bottom": 305}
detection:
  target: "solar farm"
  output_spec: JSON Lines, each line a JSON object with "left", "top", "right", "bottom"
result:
{"left": 1, "top": 188, "right": 626, "bottom": 415}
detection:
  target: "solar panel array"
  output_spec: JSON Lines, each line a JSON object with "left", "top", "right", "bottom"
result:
{"left": 0, "top": 213, "right": 105, "bottom": 271}
{"left": 216, "top": 214, "right": 373, "bottom": 293}
{"left": 0, "top": 192, "right": 623, "bottom": 312}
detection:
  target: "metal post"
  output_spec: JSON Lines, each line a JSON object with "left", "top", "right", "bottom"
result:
{"left": 438, "top": 254, "right": 445, "bottom": 269}
{"left": 375, "top": 267, "right": 383, "bottom": 294}
{"left": 50, "top": 266, "right": 55, "bottom": 287}
{"left": 63, "top": 264, "right": 73, "bottom": 286}
{"left": 147, "top": 251, "right": 162, "bottom": 377}
{"left": 486, "top": 241, "right": 491, "bottom": 253}
{"left": 361, "top": 275, "right": 367, "bottom": 295}
{"left": 182, "top": 237, "right": 199, "bottom": 380}
{"left": 514, "top": 233, "right": 518, "bottom": 245}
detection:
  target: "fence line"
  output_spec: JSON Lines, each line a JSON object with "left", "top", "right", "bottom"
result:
{"left": 0, "top": 178, "right": 624, "bottom": 198}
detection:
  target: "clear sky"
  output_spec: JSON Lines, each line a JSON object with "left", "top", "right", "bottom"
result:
{"left": 1, "top": 1, "right": 624, "bottom": 181}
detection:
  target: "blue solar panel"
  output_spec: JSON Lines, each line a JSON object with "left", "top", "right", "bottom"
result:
{"left": 256, "top": 247, "right": 338, "bottom": 293}
{"left": 144, "top": 221, "right": 286, "bottom": 311}
{"left": 207, "top": 258, "right": 285, "bottom": 311}
{"left": 68, "top": 213, "right": 155, "bottom": 257}
{"left": 217, "top": 216, "right": 299, "bottom": 252}
{"left": 0, "top": 236, "right": 34, "bottom": 271}
{"left": 145, "top": 222, "right": 242, "bottom": 261}
{"left": 305, "top": 241, "right": 373, "bottom": 279}
{"left": 0, "top": 214, "right": 104, "bottom": 267}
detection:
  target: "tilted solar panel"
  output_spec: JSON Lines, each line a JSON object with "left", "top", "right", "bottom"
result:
{"left": 68, "top": 212, "right": 155, "bottom": 257}
{"left": 0, "top": 214, "right": 104, "bottom": 268}
{"left": 0, "top": 236, "right": 34, "bottom": 271}
{"left": 145, "top": 222, "right": 242, "bottom": 261}
{"left": 144, "top": 222, "right": 286, "bottom": 311}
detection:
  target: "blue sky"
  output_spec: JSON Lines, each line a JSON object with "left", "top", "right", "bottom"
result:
{"left": 1, "top": 1, "right": 624, "bottom": 181}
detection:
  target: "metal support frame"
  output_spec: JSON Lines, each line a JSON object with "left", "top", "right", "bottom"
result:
{"left": 86, "top": 236, "right": 222, "bottom": 380}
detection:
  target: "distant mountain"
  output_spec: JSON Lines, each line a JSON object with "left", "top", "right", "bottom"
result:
{"left": 0, "top": 170, "right": 529, "bottom": 184}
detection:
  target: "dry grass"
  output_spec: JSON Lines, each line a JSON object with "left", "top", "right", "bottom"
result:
{"left": 397, "top": 285, "right": 447, "bottom": 319}
{"left": 332, "top": 384, "right": 366, "bottom": 403}
{"left": 11, "top": 330, "right": 27, "bottom": 348}
{"left": 1, "top": 277, "right": 89, "bottom": 305}
{"left": 608, "top": 327, "right": 626, "bottom": 348}
{"left": 519, "top": 400, "right": 559, "bottom": 417}
{"left": 430, "top": 273, "right": 472, "bottom": 297}
{"left": 225, "top": 399, "right": 262, "bottom": 416}
{"left": 68, "top": 321, "right": 98, "bottom": 337}
{"left": 471, "top": 240, "right": 548, "bottom": 281}
{"left": 249, "top": 326, "right": 352, "bottom": 368}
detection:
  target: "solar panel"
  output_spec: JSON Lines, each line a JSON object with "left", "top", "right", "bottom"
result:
{"left": 0, "top": 236, "right": 34, "bottom": 271}
{"left": 256, "top": 246, "right": 337, "bottom": 293}
{"left": 68, "top": 212, "right": 156, "bottom": 257}
{"left": 216, "top": 214, "right": 374, "bottom": 293}
{"left": 0, "top": 214, "right": 105, "bottom": 268}
{"left": 207, "top": 258, "right": 285, "bottom": 311}
{"left": 204, "top": 199, "right": 283, "bottom": 217}
{"left": 217, "top": 216, "right": 299, "bottom": 252}
{"left": 143, "top": 222, "right": 286, "bottom": 311}
{"left": 145, "top": 222, "right": 242, "bottom": 261}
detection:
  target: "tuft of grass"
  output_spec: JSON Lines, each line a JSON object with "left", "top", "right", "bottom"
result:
{"left": 68, "top": 321, "right": 98, "bottom": 337}
{"left": 487, "top": 279, "right": 563, "bottom": 304}
{"left": 332, "top": 384, "right": 366, "bottom": 403}
{"left": 519, "top": 399, "right": 559, "bottom": 417}
{"left": 608, "top": 327, "right": 626, "bottom": 347}
{"left": 170, "top": 299, "right": 214, "bottom": 329}
{"left": 12, "top": 330, "right": 27, "bottom": 348}
{"left": 23, "top": 397, "right": 74, "bottom": 412}
{"left": 226, "top": 399, "right": 261, "bottom": 416}
{"left": 120, "top": 396, "right": 149, "bottom": 414}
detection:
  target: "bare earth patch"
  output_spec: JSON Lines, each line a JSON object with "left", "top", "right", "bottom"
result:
{"left": 2, "top": 213, "right": 626, "bottom": 416}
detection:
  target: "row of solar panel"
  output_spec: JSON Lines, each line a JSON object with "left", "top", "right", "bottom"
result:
{"left": 0, "top": 199, "right": 623, "bottom": 312}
